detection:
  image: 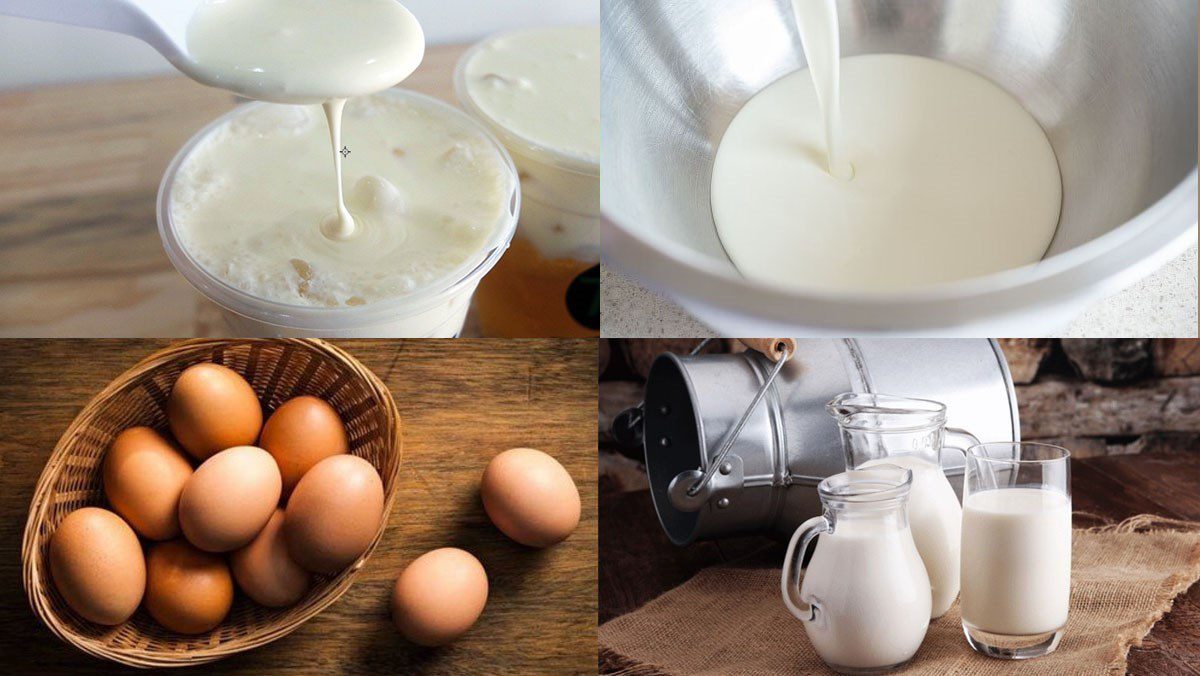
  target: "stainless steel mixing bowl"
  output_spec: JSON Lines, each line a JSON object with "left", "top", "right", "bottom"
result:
{"left": 602, "top": 0, "right": 1198, "bottom": 335}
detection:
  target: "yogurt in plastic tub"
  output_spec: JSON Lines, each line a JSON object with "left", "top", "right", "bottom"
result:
{"left": 455, "top": 26, "right": 601, "bottom": 337}
{"left": 157, "top": 90, "right": 520, "bottom": 337}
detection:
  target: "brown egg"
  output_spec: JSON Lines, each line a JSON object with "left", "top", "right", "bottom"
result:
{"left": 167, "top": 362, "right": 262, "bottom": 461}
{"left": 102, "top": 427, "right": 193, "bottom": 540}
{"left": 285, "top": 455, "right": 383, "bottom": 574}
{"left": 481, "top": 447, "right": 580, "bottom": 547}
{"left": 231, "top": 509, "right": 310, "bottom": 607}
{"left": 48, "top": 507, "right": 145, "bottom": 625}
{"left": 144, "top": 539, "right": 233, "bottom": 634}
{"left": 178, "top": 446, "right": 281, "bottom": 552}
{"left": 391, "top": 548, "right": 488, "bottom": 646}
{"left": 260, "top": 396, "right": 348, "bottom": 497}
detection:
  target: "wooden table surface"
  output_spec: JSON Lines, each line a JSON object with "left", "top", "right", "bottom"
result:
{"left": 0, "top": 339, "right": 597, "bottom": 674}
{"left": 599, "top": 451, "right": 1200, "bottom": 675}
{"left": 0, "top": 45, "right": 471, "bottom": 337}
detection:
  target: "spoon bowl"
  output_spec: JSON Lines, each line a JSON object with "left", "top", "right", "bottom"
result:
{"left": 0, "top": 0, "right": 425, "bottom": 104}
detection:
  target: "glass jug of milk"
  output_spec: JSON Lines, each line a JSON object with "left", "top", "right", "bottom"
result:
{"left": 826, "top": 393, "right": 979, "bottom": 619}
{"left": 781, "top": 466, "right": 931, "bottom": 673}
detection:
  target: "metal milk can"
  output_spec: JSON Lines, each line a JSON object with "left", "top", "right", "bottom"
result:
{"left": 630, "top": 339, "right": 1018, "bottom": 545}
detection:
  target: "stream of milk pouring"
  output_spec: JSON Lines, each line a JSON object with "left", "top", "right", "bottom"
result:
{"left": 791, "top": 0, "right": 854, "bottom": 180}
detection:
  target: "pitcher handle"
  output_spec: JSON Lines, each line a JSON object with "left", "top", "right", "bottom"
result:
{"left": 941, "top": 427, "right": 981, "bottom": 497}
{"left": 781, "top": 515, "right": 828, "bottom": 622}
{"left": 940, "top": 426, "right": 980, "bottom": 467}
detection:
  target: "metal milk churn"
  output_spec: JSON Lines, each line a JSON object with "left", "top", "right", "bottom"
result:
{"left": 633, "top": 339, "right": 1019, "bottom": 545}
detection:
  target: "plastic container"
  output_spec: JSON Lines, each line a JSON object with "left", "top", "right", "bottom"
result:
{"left": 454, "top": 28, "right": 601, "bottom": 337}
{"left": 157, "top": 90, "right": 520, "bottom": 337}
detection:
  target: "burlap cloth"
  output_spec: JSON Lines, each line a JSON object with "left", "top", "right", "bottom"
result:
{"left": 599, "top": 515, "right": 1200, "bottom": 675}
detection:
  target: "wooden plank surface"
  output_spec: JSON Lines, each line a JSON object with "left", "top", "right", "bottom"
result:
{"left": 1017, "top": 375, "right": 1200, "bottom": 438}
{"left": 0, "top": 339, "right": 597, "bottom": 674}
{"left": 0, "top": 46, "right": 469, "bottom": 337}
{"left": 598, "top": 451, "right": 1200, "bottom": 675}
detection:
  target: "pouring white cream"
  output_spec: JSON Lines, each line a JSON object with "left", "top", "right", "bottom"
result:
{"left": 185, "top": 0, "right": 426, "bottom": 242}
{"left": 790, "top": 0, "right": 851, "bottom": 181}
{"left": 710, "top": 0, "right": 1062, "bottom": 293}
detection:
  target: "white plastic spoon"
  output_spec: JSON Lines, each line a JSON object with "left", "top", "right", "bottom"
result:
{"left": 0, "top": 0, "right": 202, "bottom": 84}
{"left": 0, "top": 0, "right": 425, "bottom": 104}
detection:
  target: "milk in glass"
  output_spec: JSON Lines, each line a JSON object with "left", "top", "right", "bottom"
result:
{"left": 961, "top": 488, "right": 1072, "bottom": 636}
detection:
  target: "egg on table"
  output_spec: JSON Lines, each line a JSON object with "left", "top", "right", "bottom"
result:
{"left": 178, "top": 445, "right": 281, "bottom": 552}
{"left": 48, "top": 507, "right": 145, "bottom": 625}
{"left": 391, "top": 548, "right": 489, "bottom": 647}
{"left": 231, "top": 508, "right": 310, "bottom": 607}
{"left": 102, "top": 426, "right": 193, "bottom": 541}
{"left": 481, "top": 447, "right": 580, "bottom": 547}
{"left": 144, "top": 539, "right": 234, "bottom": 634}
{"left": 167, "top": 363, "right": 262, "bottom": 461}
{"left": 285, "top": 454, "right": 384, "bottom": 574}
{"left": 260, "top": 396, "right": 348, "bottom": 496}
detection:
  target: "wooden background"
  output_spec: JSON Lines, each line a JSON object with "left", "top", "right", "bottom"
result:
{"left": 0, "top": 45, "right": 473, "bottom": 337}
{"left": 0, "top": 339, "right": 597, "bottom": 674}
{"left": 599, "top": 338, "right": 1200, "bottom": 674}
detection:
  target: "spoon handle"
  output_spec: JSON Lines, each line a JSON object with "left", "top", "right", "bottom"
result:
{"left": 0, "top": 0, "right": 186, "bottom": 62}
{"left": 1, "top": 0, "right": 140, "bottom": 32}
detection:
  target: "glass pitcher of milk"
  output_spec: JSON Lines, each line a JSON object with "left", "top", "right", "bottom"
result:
{"left": 781, "top": 466, "right": 931, "bottom": 673}
{"left": 826, "top": 393, "right": 979, "bottom": 619}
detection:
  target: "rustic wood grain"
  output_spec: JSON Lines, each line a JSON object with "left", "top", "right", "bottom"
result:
{"left": 1028, "top": 433, "right": 1200, "bottom": 459}
{"left": 0, "top": 339, "right": 597, "bottom": 674}
{"left": 0, "top": 46, "right": 470, "bottom": 337}
{"left": 1154, "top": 340, "right": 1200, "bottom": 377}
{"left": 1060, "top": 339, "right": 1153, "bottom": 384}
{"left": 1016, "top": 376, "right": 1200, "bottom": 438}
{"left": 598, "top": 453, "right": 1200, "bottom": 674}
{"left": 996, "top": 338, "right": 1052, "bottom": 384}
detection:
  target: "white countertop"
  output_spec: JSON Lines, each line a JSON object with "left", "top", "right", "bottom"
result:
{"left": 601, "top": 244, "right": 1198, "bottom": 338}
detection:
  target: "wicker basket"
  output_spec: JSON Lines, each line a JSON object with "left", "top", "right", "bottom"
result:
{"left": 21, "top": 339, "right": 402, "bottom": 668}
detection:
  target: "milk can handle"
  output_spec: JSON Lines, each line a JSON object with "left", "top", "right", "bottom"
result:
{"left": 739, "top": 338, "right": 797, "bottom": 362}
{"left": 685, "top": 343, "right": 791, "bottom": 497}
{"left": 781, "top": 515, "right": 828, "bottom": 623}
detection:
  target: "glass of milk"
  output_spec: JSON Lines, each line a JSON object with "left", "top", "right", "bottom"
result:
{"left": 961, "top": 442, "right": 1072, "bottom": 659}
{"left": 827, "top": 393, "right": 979, "bottom": 619}
{"left": 157, "top": 90, "right": 520, "bottom": 337}
{"left": 781, "top": 466, "right": 931, "bottom": 673}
